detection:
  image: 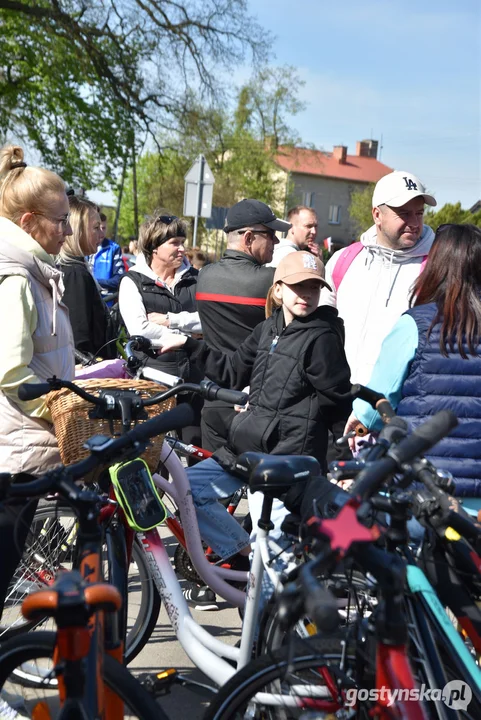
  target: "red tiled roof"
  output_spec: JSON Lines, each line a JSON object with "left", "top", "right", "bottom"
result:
{"left": 275, "top": 146, "right": 393, "bottom": 184}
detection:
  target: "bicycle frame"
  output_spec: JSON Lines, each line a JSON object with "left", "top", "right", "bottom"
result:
{"left": 407, "top": 564, "right": 481, "bottom": 694}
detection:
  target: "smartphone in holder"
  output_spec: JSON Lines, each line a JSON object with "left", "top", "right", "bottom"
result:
{"left": 109, "top": 457, "right": 166, "bottom": 531}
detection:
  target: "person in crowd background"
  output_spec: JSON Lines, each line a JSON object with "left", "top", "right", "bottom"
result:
{"left": 58, "top": 196, "right": 115, "bottom": 359}
{"left": 195, "top": 198, "right": 290, "bottom": 452}
{"left": 321, "top": 171, "right": 437, "bottom": 385}
{"left": 118, "top": 211, "right": 203, "bottom": 448}
{"left": 88, "top": 212, "right": 126, "bottom": 293}
{"left": 185, "top": 247, "right": 211, "bottom": 270}
{"left": 161, "top": 251, "right": 352, "bottom": 609}
{"left": 268, "top": 205, "right": 319, "bottom": 266}
{"left": 0, "top": 144, "right": 75, "bottom": 624}
{"left": 345, "top": 224, "right": 481, "bottom": 501}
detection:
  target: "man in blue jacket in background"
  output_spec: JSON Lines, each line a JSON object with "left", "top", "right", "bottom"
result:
{"left": 89, "top": 213, "right": 126, "bottom": 293}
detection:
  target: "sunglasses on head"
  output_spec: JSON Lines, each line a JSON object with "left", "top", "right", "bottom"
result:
{"left": 156, "top": 214, "right": 178, "bottom": 225}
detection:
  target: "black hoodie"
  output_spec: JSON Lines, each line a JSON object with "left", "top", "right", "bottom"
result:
{"left": 184, "top": 305, "right": 352, "bottom": 472}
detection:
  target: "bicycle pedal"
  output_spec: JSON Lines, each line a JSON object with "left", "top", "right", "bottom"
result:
{"left": 140, "top": 668, "right": 178, "bottom": 696}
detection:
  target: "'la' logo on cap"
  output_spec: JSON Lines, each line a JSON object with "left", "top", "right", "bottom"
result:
{"left": 403, "top": 177, "right": 418, "bottom": 191}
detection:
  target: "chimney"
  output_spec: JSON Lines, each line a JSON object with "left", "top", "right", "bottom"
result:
{"left": 356, "top": 139, "right": 378, "bottom": 159}
{"left": 333, "top": 145, "right": 347, "bottom": 164}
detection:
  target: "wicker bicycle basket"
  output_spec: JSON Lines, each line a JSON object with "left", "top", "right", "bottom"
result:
{"left": 45, "top": 378, "right": 176, "bottom": 472}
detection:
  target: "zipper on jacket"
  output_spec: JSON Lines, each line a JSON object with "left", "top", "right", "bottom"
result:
{"left": 269, "top": 335, "right": 279, "bottom": 354}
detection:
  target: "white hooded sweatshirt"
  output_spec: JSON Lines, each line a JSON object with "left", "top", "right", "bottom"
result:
{"left": 321, "top": 224, "right": 435, "bottom": 384}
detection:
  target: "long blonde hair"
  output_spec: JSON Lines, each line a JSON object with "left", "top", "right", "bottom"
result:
{"left": 58, "top": 196, "right": 99, "bottom": 264}
{"left": 0, "top": 144, "right": 66, "bottom": 225}
{"left": 265, "top": 284, "right": 282, "bottom": 318}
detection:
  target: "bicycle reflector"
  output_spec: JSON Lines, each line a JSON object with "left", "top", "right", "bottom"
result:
{"left": 109, "top": 457, "right": 167, "bottom": 531}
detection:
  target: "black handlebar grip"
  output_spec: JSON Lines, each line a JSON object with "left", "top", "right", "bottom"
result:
{"left": 388, "top": 410, "right": 458, "bottom": 467}
{"left": 18, "top": 383, "right": 52, "bottom": 401}
{"left": 118, "top": 403, "right": 195, "bottom": 447}
{"left": 305, "top": 586, "right": 340, "bottom": 633}
{"left": 200, "top": 380, "right": 249, "bottom": 406}
{"left": 74, "top": 348, "right": 94, "bottom": 366}
{"left": 351, "top": 384, "right": 386, "bottom": 408}
{"left": 127, "top": 335, "right": 152, "bottom": 353}
{"left": 214, "top": 388, "right": 249, "bottom": 406}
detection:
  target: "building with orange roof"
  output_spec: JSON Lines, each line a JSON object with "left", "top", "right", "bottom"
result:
{"left": 274, "top": 139, "right": 393, "bottom": 245}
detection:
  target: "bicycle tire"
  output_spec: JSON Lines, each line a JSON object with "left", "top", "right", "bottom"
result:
{"left": 0, "top": 504, "right": 161, "bottom": 665}
{"left": 0, "top": 631, "right": 169, "bottom": 720}
{"left": 203, "top": 634, "right": 363, "bottom": 720}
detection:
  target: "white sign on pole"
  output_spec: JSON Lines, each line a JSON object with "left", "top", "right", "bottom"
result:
{"left": 183, "top": 155, "right": 215, "bottom": 247}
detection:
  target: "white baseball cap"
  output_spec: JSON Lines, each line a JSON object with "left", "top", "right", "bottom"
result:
{"left": 372, "top": 171, "right": 437, "bottom": 208}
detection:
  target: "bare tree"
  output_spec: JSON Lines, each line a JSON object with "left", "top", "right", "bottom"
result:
{"left": 0, "top": 0, "right": 268, "bottom": 185}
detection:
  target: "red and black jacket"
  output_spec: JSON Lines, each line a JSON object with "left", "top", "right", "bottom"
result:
{"left": 196, "top": 250, "right": 275, "bottom": 353}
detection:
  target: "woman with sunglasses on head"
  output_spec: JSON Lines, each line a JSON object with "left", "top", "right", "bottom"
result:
{"left": 58, "top": 195, "right": 116, "bottom": 359}
{"left": 0, "top": 145, "right": 75, "bottom": 641}
{"left": 345, "top": 223, "right": 481, "bottom": 501}
{"left": 119, "top": 211, "right": 203, "bottom": 443}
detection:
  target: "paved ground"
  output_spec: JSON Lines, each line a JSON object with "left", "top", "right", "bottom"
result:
{"left": 130, "top": 517, "right": 244, "bottom": 718}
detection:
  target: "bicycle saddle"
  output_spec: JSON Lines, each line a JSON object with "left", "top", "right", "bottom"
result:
{"left": 234, "top": 452, "right": 320, "bottom": 498}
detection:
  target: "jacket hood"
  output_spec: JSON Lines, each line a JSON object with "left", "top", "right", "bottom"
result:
{"left": 131, "top": 252, "right": 194, "bottom": 284}
{"left": 0, "top": 217, "right": 67, "bottom": 335}
{"left": 360, "top": 223, "right": 435, "bottom": 264}
{"left": 0, "top": 218, "right": 64, "bottom": 288}
{"left": 273, "top": 304, "right": 343, "bottom": 336}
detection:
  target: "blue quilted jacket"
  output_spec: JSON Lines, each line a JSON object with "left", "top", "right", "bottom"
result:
{"left": 397, "top": 303, "right": 481, "bottom": 497}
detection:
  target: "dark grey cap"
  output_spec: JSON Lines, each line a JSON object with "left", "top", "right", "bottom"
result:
{"left": 224, "top": 199, "right": 291, "bottom": 234}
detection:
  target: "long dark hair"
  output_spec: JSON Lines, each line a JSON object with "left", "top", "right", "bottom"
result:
{"left": 410, "top": 224, "right": 481, "bottom": 359}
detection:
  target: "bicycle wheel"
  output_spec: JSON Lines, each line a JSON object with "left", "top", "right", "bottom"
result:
{"left": 0, "top": 503, "right": 161, "bottom": 664}
{"left": 204, "top": 634, "right": 364, "bottom": 720}
{"left": 0, "top": 631, "right": 168, "bottom": 720}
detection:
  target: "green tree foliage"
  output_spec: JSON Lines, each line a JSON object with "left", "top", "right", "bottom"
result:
{"left": 424, "top": 202, "right": 481, "bottom": 231}
{"left": 117, "top": 65, "right": 305, "bottom": 236}
{"left": 117, "top": 150, "right": 191, "bottom": 239}
{"left": 0, "top": 0, "right": 267, "bottom": 187}
{"left": 348, "top": 183, "right": 375, "bottom": 235}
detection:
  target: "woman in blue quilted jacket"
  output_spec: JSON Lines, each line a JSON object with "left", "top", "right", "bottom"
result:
{"left": 346, "top": 223, "right": 481, "bottom": 500}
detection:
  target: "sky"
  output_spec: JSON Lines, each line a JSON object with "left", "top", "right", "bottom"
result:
{"left": 92, "top": 0, "right": 481, "bottom": 211}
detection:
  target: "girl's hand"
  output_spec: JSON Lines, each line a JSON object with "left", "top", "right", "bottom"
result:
{"left": 159, "top": 333, "right": 188, "bottom": 354}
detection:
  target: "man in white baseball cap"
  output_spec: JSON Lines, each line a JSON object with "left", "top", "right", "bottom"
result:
{"left": 321, "top": 170, "right": 437, "bottom": 387}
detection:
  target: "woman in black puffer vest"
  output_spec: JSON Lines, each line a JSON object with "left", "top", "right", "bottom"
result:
{"left": 118, "top": 211, "right": 202, "bottom": 446}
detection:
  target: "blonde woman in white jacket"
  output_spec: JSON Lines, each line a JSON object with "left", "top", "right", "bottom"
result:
{"left": 0, "top": 144, "right": 75, "bottom": 624}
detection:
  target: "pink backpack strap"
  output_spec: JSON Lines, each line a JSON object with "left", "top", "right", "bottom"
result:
{"left": 420, "top": 255, "right": 428, "bottom": 273}
{"left": 331, "top": 242, "right": 364, "bottom": 290}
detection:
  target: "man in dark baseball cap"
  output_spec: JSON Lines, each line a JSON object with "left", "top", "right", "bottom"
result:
{"left": 224, "top": 199, "right": 291, "bottom": 235}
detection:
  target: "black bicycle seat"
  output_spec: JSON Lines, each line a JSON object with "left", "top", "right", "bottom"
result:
{"left": 234, "top": 452, "right": 320, "bottom": 499}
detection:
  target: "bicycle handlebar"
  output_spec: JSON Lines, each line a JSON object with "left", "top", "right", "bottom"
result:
{"left": 18, "top": 377, "right": 248, "bottom": 409}
{"left": 350, "top": 409, "right": 458, "bottom": 499}
{"left": 2, "top": 403, "right": 195, "bottom": 500}
{"left": 351, "top": 383, "right": 396, "bottom": 424}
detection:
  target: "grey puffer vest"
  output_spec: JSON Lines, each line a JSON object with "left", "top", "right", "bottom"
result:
{"left": 0, "top": 222, "right": 74, "bottom": 475}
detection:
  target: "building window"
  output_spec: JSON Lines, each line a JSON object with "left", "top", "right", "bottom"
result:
{"left": 302, "top": 191, "right": 315, "bottom": 208}
{"left": 329, "top": 205, "right": 341, "bottom": 224}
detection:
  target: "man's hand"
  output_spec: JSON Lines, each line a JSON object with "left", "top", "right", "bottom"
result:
{"left": 308, "top": 240, "right": 320, "bottom": 257}
{"left": 159, "top": 333, "right": 188, "bottom": 353}
{"left": 148, "top": 312, "right": 170, "bottom": 327}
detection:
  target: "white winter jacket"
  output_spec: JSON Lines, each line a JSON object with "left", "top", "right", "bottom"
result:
{"left": 320, "top": 224, "right": 435, "bottom": 384}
